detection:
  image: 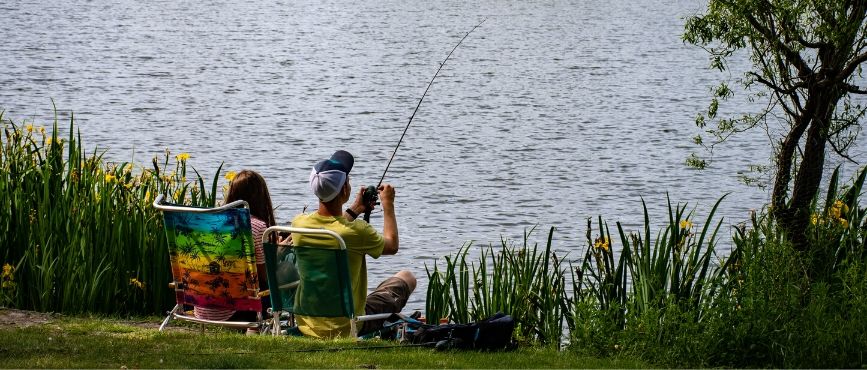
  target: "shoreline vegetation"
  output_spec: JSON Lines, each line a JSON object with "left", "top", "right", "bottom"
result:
{"left": 2, "top": 114, "right": 867, "bottom": 368}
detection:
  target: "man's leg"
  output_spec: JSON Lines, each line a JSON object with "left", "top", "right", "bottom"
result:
{"left": 359, "top": 270, "right": 416, "bottom": 335}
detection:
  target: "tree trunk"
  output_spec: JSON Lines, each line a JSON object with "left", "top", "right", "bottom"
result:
{"left": 772, "top": 83, "right": 842, "bottom": 252}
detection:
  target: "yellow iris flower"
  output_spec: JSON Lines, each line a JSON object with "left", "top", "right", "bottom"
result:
{"left": 594, "top": 237, "right": 609, "bottom": 252}
{"left": 176, "top": 153, "right": 190, "bottom": 162}
{"left": 129, "top": 278, "right": 145, "bottom": 289}
{"left": 225, "top": 171, "right": 237, "bottom": 181}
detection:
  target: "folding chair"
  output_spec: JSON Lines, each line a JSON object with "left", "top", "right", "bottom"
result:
{"left": 153, "top": 194, "right": 268, "bottom": 332}
{"left": 261, "top": 226, "right": 394, "bottom": 338}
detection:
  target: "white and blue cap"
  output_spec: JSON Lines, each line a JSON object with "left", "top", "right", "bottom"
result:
{"left": 309, "top": 150, "right": 354, "bottom": 202}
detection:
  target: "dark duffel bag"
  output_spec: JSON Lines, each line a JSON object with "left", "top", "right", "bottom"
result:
{"left": 405, "top": 312, "right": 517, "bottom": 351}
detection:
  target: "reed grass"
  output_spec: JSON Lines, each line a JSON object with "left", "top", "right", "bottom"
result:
{"left": 426, "top": 197, "right": 730, "bottom": 349}
{"left": 425, "top": 227, "right": 570, "bottom": 345}
{"left": 0, "top": 112, "right": 223, "bottom": 315}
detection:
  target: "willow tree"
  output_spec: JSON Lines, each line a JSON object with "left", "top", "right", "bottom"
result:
{"left": 684, "top": 1, "right": 867, "bottom": 251}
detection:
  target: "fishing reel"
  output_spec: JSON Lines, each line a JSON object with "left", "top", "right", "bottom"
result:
{"left": 361, "top": 185, "right": 379, "bottom": 222}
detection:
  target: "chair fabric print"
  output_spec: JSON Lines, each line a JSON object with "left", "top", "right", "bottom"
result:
{"left": 163, "top": 208, "right": 261, "bottom": 312}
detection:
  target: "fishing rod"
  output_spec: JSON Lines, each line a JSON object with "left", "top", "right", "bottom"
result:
{"left": 362, "top": 18, "right": 487, "bottom": 222}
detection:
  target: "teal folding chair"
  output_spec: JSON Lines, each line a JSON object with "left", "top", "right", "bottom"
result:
{"left": 261, "top": 226, "right": 394, "bottom": 337}
{"left": 153, "top": 194, "right": 269, "bottom": 332}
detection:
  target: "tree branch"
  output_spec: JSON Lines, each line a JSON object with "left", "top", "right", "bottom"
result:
{"left": 839, "top": 51, "right": 867, "bottom": 81}
{"left": 845, "top": 83, "right": 867, "bottom": 94}
{"left": 716, "top": 0, "right": 814, "bottom": 78}
{"left": 743, "top": 12, "right": 814, "bottom": 78}
{"left": 748, "top": 72, "right": 807, "bottom": 94}
{"left": 829, "top": 137, "right": 860, "bottom": 164}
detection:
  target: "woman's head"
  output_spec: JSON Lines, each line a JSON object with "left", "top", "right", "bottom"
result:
{"left": 225, "top": 170, "right": 275, "bottom": 226}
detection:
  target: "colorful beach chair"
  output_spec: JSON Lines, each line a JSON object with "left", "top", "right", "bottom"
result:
{"left": 261, "top": 226, "right": 394, "bottom": 338}
{"left": 153, "top": 194, "right": 268, "bottom": 332}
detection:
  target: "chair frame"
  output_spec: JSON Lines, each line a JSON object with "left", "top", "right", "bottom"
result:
{"left": 262, "top": 226, "right": 392, "bottom": 337}
{"left": 153, "top": 194, "right": 268, "bottom": 332}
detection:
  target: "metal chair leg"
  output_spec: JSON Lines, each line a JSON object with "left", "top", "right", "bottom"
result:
{"left": 158, "top": 304, "right": 181, "bottom": 331}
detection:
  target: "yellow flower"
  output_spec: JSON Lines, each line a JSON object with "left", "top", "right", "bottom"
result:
{"left": 129, "top": 278, "right": 145, "bottom": 290}
{"left": 810, "top": 213, "right": 820, "bottom": 225}
{"left": 25, "top": 124, "right": 34, "bottom": 133}
{"left": 840, "top": 219, "right": 849, "bottom": 229}
{"left": 176, "top": 153, "right": 190, "bottom": 162}
{"left": 594, "top": 237, "right": 609, "bottom": 252}
{"left": 105, "top": 174, "right": 117, "bottom": 183}
{"left": 45, "top": 137, "right": 53, "bottom": 145}
{"left": 39, "top": 126, "right": 46, "bottom": 135}
{"left": 2, "top": 264, "right": 12, "bottom": 278}
{"left": 830, "top": 200, "right": 844, "bottom": 219}
{"left": 225, "top": 171, "right": 237, "bottom": 181}
{"left": 144, "top": 190, "right": 151, "bottom": 202}
{"left": 679, "top": 220, "right": 693, "bottom": 230}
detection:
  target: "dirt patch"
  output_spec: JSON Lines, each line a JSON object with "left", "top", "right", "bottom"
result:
{"left": 0, "top": 308, "right": 61, "bottom": 328}
{"left": 0, "top": 308, "right": 240, "bottom": 334}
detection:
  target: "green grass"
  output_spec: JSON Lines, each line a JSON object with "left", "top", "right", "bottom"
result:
{"left": 0, "top": 311, "right": 650, "bottom": 369}
{"left": 0, "top": 112, "right": 225, "bottom": 315}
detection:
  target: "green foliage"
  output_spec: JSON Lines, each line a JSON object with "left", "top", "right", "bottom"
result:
{"left": 682, "top": 1, "right": 867, "bottom": 248}
{"left": 567, "top": 197, "right": 727, "bottom": 366}
{"left": 425, "top": 227, "right": 570, "bottom": 345}
{"left": 0, "top": 112, "right": 225, "bottom": 315}
{"left": 705, "top": 202, "right": 867, "bottom": 367}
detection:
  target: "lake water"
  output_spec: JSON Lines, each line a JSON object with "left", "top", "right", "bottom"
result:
{"left": 2, "top": 0, "right": 864, "bottom": 310}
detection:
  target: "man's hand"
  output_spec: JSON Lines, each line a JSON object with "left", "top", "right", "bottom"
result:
{"left": 378, "top": 184, "right": 395, "bottom": 209}
{"left": 379, "top": 183, "right": 399, "bottom": 255}
{"left": 347, "top": 186, "right": 373, "bottom": 219}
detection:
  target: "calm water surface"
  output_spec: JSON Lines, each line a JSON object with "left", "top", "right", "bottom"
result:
{"left": 3, "top": 0, "right": 863, "bottom": 309}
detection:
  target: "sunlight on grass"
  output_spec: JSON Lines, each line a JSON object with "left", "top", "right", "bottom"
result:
{"left": 0, "top": 313, "right": 650, "bottom": 369}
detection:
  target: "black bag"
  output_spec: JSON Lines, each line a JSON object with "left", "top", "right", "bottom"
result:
{"left": 404, "top": 312, "right": 517, "bottom": 351}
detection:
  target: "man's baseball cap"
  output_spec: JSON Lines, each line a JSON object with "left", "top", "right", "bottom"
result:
{"left": 309, "top": 150, "right": 354, "bottom": 202}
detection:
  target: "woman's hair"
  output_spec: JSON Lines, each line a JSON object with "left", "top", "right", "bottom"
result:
{"left": 225, "top": 170, "right": 276, "bottom": 227}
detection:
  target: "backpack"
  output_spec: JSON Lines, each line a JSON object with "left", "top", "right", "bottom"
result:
{"left": 395, "top": 312, "right": 517, "bottom": 351}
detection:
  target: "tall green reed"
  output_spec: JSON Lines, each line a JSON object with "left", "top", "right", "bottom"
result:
{"left": 425, "top": 227, "right": 569, "bottom": 345}
{"left": 570, "top": 195, "right": 726, "bottom": 330}
{"left": 0, "top": 112, "right": 224, "bottom": 315}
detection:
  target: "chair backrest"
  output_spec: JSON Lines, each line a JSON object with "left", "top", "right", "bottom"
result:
{"left": 263, "top": 227, "right": 355, "bottom": 319}
{"left": 155, "top": 195, "right": 262, "bottom": 313}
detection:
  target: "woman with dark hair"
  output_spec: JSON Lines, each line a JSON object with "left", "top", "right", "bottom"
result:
{"left": 194, "top": 169, "right": 276, "bottom": 324}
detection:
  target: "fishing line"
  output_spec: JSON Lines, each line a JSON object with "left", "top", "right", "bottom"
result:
{"left": 363, "top": 18, "right": 487, "bottom": 221}
{"left": 375, "top": 18, "right": 486, "bottom": 188}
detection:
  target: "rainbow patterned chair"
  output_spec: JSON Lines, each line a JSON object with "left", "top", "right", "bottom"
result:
{"left": 153, "top": 194, "right": 268, "bottom": 332}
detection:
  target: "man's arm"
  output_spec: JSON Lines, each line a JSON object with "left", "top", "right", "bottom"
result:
{"left": 379, "top": 184, "right": 399, "bottom": 255}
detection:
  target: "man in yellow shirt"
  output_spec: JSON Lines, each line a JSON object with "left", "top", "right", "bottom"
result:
{"left": 292, "top": 150, "right": 416, "bottom": 338}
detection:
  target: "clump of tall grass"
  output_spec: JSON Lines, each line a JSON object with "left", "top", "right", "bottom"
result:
{"left": 702, "top": 166, "right": 867, "bottom": 368}
{"left": 567, "top": 196, "right": 727, "bottom": 362}
{"left": 565, "top": 167, "right": 867, "bottom": 367}
{"left": 0, "top": 112, "right": 224, "bottom": 315}
{"left": 425, "top": 227, "right": 569, "bottom": 345}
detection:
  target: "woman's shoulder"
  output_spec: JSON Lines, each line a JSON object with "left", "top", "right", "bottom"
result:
{"left": 251, "top": 216, "right": 267, "bottom": 230}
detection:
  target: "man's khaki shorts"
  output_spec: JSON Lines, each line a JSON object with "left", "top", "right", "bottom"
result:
{"left": 360, "top": 276, "right": 412, "bottom": 334}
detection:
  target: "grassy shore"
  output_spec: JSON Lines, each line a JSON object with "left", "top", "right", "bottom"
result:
{"left": 4, "top": 112, "right": 867, "bottom": 368}
{"left": 0, "top": 309, "right": 649, "bottom": 369}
